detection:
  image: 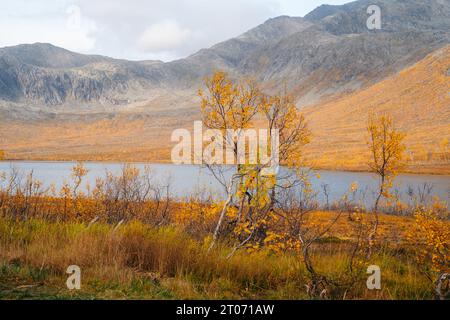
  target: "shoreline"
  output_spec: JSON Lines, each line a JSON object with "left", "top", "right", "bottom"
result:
{"left": 1, "top": 158, "right": 449, "bottom": 177}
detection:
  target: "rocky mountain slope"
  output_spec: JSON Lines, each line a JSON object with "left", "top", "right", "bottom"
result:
{"left": 0, "top": 43, "right": 165, "bottom": 107}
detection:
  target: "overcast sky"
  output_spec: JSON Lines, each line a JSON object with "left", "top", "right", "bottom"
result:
{"left": 0, "top": 0, "right": 351, "bottom": 61}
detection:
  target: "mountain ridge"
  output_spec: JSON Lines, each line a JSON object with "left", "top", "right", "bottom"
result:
{"left": 0, "top": 0, "right": 449, "bottom": 112}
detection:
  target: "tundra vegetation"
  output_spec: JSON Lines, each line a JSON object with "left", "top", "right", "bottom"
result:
{"left": 0, "top": 73, "right": 448, "bottom": 300}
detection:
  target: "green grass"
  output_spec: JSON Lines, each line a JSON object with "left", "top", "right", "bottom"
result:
{"left": 0, "top": 217, "right": 435, "bottom": 300}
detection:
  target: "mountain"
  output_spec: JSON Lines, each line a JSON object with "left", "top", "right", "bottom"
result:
{"left": 179, "top": 16, "right": 313, "bottom": 73}
{"left": 0, "top": 43, "right": 166, "bottom": 106}
{"left": 0, "top": 0, "right": 449, "bottom": 173}
{"left": 242, "top": 0, "right": 450, "bottom": 103}
{"left": 304, "top": 0, "right": 450, "bottom": 34}
{"left": 0, "top": 0, "right": 449, "bottom": 112}
{"left": 2, "top": 46, "right": 448, "bottom": 174}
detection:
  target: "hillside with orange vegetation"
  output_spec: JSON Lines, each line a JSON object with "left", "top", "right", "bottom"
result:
{"left": 0, "top": 114, "right": 181, "bottom": 162}
{"left": 0, "top": 47, "right": 449, "bottom": 174}
{"left": 302, "top": 45, "right": 450, "bottom": 174}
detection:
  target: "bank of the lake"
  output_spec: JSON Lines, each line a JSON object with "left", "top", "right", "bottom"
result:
{"left": 1, "top": 161, "right": 448, "bottom": 209}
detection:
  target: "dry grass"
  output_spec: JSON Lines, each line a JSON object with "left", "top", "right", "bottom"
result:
{"left": 0, "top": 158, "right": 447, "bottom": 300}
{"left": 0, "top": 215, "right": 438, "bottom": 300}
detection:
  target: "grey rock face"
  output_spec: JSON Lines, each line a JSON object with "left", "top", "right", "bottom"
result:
{"left": 305, "top": 0, "right": 450, "bottom": 34}
{"left": 0, "top": 43, "right": 167, "bottom": 106}
{"left": 240, "top": 0, "right": 450, "bottom": 102}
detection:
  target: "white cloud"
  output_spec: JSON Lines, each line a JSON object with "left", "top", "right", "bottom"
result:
{"left": 0, "top": 3, "right": 97, "bottom": 53}
{"left": 137, "top": 20, "right": 191, "bottom": 52}
{"left": 73, "top": 0, "right": 279, "bottom": 60}
{"left": 0, "top": 0, "right": 352, "bottom": 61}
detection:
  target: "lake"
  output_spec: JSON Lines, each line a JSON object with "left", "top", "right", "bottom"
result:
{"left": 0, "top": 161, "right": 448, "bottom": 210}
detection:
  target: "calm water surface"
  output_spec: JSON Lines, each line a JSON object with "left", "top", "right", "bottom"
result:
{"left": 0, "top": 161, "right": 448, "bottom": 209}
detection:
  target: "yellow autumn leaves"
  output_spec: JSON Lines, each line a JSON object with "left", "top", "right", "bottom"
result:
{"left": 406, "top": 206, "right": 449, "bottom": 277}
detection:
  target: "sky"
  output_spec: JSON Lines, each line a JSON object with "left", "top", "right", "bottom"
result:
{"left": 0, "top": 0, "right": 351, "bottom": 62}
